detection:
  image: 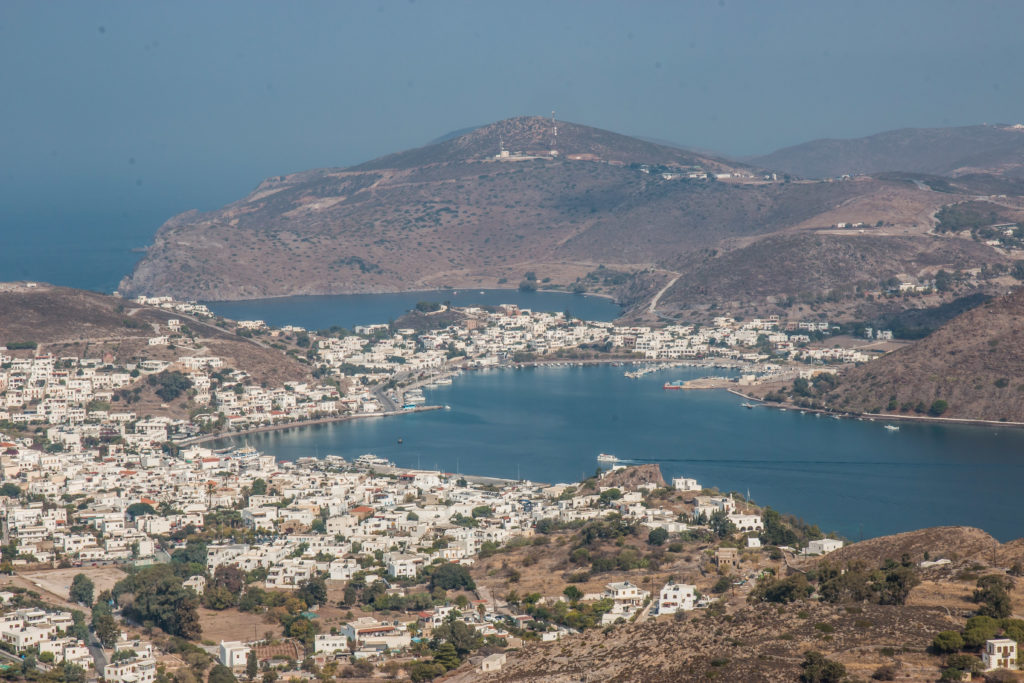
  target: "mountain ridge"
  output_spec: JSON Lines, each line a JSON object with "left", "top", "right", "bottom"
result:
{"left": 750, "top": 123, "right": 1024, "bottom": 179}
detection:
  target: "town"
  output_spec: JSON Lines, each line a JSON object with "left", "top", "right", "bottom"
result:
{"left": 2, "top": 296, "right": 1013, "bottom": 683}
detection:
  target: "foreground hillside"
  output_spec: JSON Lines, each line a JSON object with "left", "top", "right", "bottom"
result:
{"left": 751, "top": 124, "right": 1024, "bottom": 179}
{"left": 119, "top": 116, "right": 967, "bottom": 306}
{"left": 823, "top": 288, "right": 1024, "bottom": 422}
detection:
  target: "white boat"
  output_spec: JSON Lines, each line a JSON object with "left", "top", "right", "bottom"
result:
{"left": 884, "top": 424, "right": 900, "bottom": 432}
{"left": 597, "top": 453, "right": 620, "bottom": 463}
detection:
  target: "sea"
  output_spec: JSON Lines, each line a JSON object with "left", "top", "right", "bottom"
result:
{"left": 7, "top": 219, "right": 1024, "bottom": 543}
{"left": 212, "top": 362, "right": 1024, "bottom": 542}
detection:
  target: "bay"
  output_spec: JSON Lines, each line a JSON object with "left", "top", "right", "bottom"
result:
{"left": 212, "top": 364, "right": 1024, "bottom": 542}
{"left": 204, "top": 289, "right": 621, "bottom": 330}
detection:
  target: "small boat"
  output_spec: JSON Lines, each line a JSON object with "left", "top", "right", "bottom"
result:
{"left": 884, "top": 424, "right": 900, "bottom": 432}
{"left": 741, "top": 402, "right": 755, "bottom": 409}
{"left": 597, "top": 453, "right": 620, "bottom": 463}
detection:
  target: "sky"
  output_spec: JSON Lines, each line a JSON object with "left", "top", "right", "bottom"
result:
{"left": 1, "top": 0, "right": 1023, "bottom": 288}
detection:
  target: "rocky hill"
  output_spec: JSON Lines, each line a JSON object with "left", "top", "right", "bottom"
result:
{"left": 118, "top": 116, "right": 984, "bottom": 307}
{"left": 751, "top": 124, "right": 1024, "bottom": 179}
{"left": 0, "top": 282, "right": 311, "bottom": 389}
{"left": 823, "top": 288, "right": 1024, "bottom": 421}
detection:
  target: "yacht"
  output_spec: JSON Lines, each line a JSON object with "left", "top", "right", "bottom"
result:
{"left": 597, "top": 453, "right": 620, "bottom": 463}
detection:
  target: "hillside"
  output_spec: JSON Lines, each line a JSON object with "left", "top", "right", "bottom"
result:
{"left": 822, "top": 288, "right": 1024, "bottom": 421}
{"left": 751, "top": 124, "right": 1024, "bottom": 179}
{"left": 0, "top": 282, "right": 312, "bottom": 390}
{"left": 118, "top": 116, "right": 973, "bottom": 306}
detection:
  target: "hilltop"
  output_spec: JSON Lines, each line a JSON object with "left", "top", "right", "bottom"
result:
{"left": 118, "top": 116, "right": 991, "bottom": 313}
{"left": 751, "top": 124, "right": 1024, "bottom": 179}
{"left": 821, "top": 288, "right": 1024, "bottom": 422}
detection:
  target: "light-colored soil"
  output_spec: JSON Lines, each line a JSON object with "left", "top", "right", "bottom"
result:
{"left": 21, "top": 566, "right": 127, "bottom": 602}
{"left": 197, "top": 607, "right": 283, "bottom": 644}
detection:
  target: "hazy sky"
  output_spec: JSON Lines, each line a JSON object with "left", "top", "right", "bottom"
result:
{"left": 2, "top": 0, "right": 1024, "bottom": 228}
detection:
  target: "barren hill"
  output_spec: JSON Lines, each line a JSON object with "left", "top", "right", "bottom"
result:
{"left": 751, "top": 124, "right": 1024, "bottom": 179}
{"left": 118, "top": 116, "right": 974, "bottom": 305}
{"left": 823, "top": 288, "right": 1024, "bottom": 421}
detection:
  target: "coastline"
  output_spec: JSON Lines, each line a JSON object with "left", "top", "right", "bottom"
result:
{"left": 176, "top": 404, "right": 444, "bottom": 447}
{"left": 725, "top": 387, "right": 1024, "bottom": 430}
{"left": 199, "top": 286, "right": 621, "bottom": 306}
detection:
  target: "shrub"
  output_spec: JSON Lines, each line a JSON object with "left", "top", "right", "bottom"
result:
{"left": 871, "top": 664, "right": 896, "bottom": 680}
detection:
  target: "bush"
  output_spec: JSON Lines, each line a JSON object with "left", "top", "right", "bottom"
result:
{"left": 871, "top": 664, "right": 896, "bottom": 680}
{"left": 799, "top": 651, "right": 845, "bottom": 683}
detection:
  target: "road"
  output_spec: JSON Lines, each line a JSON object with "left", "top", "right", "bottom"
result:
{"left": 647, "top": 272, "right": 681, "bottom": 315}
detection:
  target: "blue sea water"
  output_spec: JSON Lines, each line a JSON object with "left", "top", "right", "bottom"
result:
{"left": 213, "top": 364, "right": 1024, "bottom": 542}
{"left": 204, "top": 290, "right": 621, "bottom": 331}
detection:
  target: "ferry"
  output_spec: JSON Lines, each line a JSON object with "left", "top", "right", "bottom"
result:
{"left": 596, "top": 453, "right": 620, "bottom": 463}
{"left": 663, "top": 380, "right": 685, "bottom": 390}
{"left": 354, "top": 454, "right": 394, "bottom": 469}
{"left": 884, "top": 424, "right": 900, "bottom": 432}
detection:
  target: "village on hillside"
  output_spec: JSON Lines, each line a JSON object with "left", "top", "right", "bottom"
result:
{"left": 1, "top": 293, "right": 1017, "bottom": 682}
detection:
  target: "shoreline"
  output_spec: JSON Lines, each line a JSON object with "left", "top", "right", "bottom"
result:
{"left": 198, "top": 286, "right": 622, "bottom": 306}
{"left": 725, "top": 387, "right": 1024, "bottom": 430}
{"left": 176, "top": 405, "right": 444, "bottom": 447}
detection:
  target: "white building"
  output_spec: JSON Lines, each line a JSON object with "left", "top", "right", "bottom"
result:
{"left": 671, "top": 477, "right": 701, "bottom": 492}
{"left": 219, "top": 641, "right": 251, "bottom": 670}
{"left": 656, "top": 583, "right": 696, "bottom": 615}
{"left": 983, "top": 638, "right": 1018, "bottom": 671}
{"left": 314, "top": 634, "right": 349, "bottom": 657}
{"left": 804, "top": 538, "right": 844, "bottom": 555}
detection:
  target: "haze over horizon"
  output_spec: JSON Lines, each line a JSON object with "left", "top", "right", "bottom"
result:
{"left": 2, "top": 0, "right": 1023, "bottom": 290}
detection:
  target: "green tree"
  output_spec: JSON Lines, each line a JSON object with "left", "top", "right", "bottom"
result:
{"left": 245, "top": 651, "right": 258, "bottom": 680}
{"left": 928, "top": 399, "right": 949, "bottom": 417}
{"left": 563, "top": 585, "right": 582, "bottom": 603}
{"left": 297, "top": 575, "right": 328, "bottom": 607}
{"left": 0, "top": 483, "right": 22, "bottom": 498}
{"left": 114, "top": 564, "right": 202, "bottom": 639}
{"left": 647, "top": 527, "right": 669, "bottom": 546}
{"left": 126, "top": 502, "right": 156, "bottom": 519}
{"left": 250, "top": 479, "right": 267, "bottom": 496}
{"left": 962, "top": 615, "right": 1001, "bottom": 648}
{"left": 945, "top": 653, "right": 981, "bottom": 675}
{"left": 432, "top": 642, "right": 460, "bottom": 670}
{"left": 432, "top": 619, "right": 483, "bottom": 658}
{"left": 207, "top": 665, "right": 237, "bottom": 683}
{"left": 974, "top": 575, "right": 1013, "bottom": 619}
{"left": 429, "top": 563, "right": 475, "bottom": 591}
{"left": 932, "top": 630, "right": 964, "bottom": 653}
{"left": 91, "top": 602, "right": 119, "bottom": 648}
{"left": 69, "top": 573, "right": 95, "bottom": 606}
{"left": 708, "top": 509, "right": 737, "bottom": 538}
